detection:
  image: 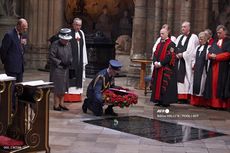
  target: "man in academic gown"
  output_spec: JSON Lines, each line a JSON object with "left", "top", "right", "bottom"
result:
{"left": 175, "top": 21, "right": 199, "bottom": 102}
{"left": 151, "top": 24, "right": 177, "bottom": 73}
{"left": 67, "top": 18, "right": 88, "bottom": 100}
{"left": 204, "top": 25, "right": 230, "bottom": 109}
{"left": 150, "top": 28, "right": 177, "bottom": 107}
{"left": 190, "top": 32, "right": 209, "bottom": 106}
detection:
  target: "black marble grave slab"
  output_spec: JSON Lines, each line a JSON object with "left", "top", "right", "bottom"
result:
{"left": 84, "top": 116, "right": 226, "bottom": 143}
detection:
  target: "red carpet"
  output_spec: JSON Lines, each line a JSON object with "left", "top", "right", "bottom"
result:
{"left": 64, "top": 94, "right": 82, "bottom": 102}
{"left": 0, "top": 136, "right": 24, "bottom": 146}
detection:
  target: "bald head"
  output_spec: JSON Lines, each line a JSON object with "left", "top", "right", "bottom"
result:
{"left": 16, "top": 18, "right": 28, "bottom": 34}
{"left": 160, "top": 28, "right": 169, "bottom": 40}
{"left": 181, "top": 21, "right": 190, "bottom": 35}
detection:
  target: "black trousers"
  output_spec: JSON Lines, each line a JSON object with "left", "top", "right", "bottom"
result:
{"left": 83, "top": 98, "right": 114, "bottom": 116}
{"left": 5, "top": 71, "right": 23, "bottom": 111}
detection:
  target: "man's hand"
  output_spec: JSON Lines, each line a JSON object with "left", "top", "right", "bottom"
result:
{"left": 154, "top": 61, "right": 161, "bottom": 68}
{"left": 176, "top": 53, "right": 183, "bottom": 59}
{"left": 209, "top": 53, "right": 216, "bottom": 60}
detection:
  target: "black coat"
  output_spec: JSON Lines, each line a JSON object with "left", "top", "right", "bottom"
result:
{"left": 69, "top": 29, "right": 85, "bottom": 88}
{"left": 49, "top": 40, "right": 73, "bottom": 94}
{"left": 0, "top": 28, "right": 24, "bottom": 73}
{"left": 150, "top": 39, "right": 178, "bottom": 104}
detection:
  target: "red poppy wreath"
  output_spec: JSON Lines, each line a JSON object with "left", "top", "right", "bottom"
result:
{"left": 103, "top": 87, "right": 138, "bottom": 108}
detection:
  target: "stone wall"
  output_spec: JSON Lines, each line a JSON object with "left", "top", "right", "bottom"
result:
{"left": 23, "top": 0, "right": 65, "bottom": 69}
{"left": 130, "top": 0, "right": 211, "bottom": 61}
{"left": 0, "top": 0, "right": 227, "bottom": 75}
{"left": 128, "top": 0, "right": 213, "bottom": 87}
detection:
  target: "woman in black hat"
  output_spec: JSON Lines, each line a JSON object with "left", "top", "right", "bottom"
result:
{"left": 49, "top": 28, "right": 73, "bottom": 111}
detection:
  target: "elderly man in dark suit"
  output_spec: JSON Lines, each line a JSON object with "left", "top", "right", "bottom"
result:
{"left": 0, "top": 18, "right": 28, "bottom": 82}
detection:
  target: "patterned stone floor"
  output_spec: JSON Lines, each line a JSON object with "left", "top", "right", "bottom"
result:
{"left": 12, "top": 70, "right": 230, "bottom": 153}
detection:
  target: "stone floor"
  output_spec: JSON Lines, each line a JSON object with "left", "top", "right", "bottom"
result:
{"left": 10, "top": 70, "right": 230, "bottom": 153}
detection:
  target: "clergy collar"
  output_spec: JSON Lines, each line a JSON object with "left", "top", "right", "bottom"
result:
{"left": 161, "top": 38, "right": 169, "bottom": 42}
{"left": 217, "top": 39, "right": 223, "bottom": 47}
{"left": 184, "top": 32, "right": 190, "bottom": 36}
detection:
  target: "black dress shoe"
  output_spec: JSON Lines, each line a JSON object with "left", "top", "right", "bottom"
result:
{"left": 104, "top": 108, "right": 118, "bottom": 116}
{"left": 162, "top": 104, "right": 170, "bottom": 107}
{"left": 59, "top": 105, "right": 69, "bottom": 111}
{"left": 53, "top": 106, "right": 62, "bottom": 111}
{"left": 82, "top": 103, "right": 87, "bottom": 113}
{"left": 154, "top": 103, "right": 162, "bottom": 106}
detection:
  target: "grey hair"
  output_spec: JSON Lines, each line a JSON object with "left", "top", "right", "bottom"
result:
{"left": 216, "top": 25, "right": 228, "bottom": 34}
{"left": 182, "top": 21, "right": 191, "bottom": 29}
{"left": 204, "top": 29, "right": 213, "bottom": 36}
{"left": 198, "top": 31, "right": 208, "bottom": 42}
{"left": 73, "top": 18, "right": 82, "bottom": 25}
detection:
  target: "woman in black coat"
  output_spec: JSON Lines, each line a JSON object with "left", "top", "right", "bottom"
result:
{"left": 49, "top": 28, "right": 73, "bottom": 111}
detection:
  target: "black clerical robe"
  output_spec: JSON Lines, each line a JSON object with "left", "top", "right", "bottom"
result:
{"left": 190, "top": 44, "right": 209, "bottom": 106}
{"left": 150, "top": 39, "right": 177, "bottom": 105}
{"left": 69, "top": 29, "right": 86, "bottom": 89}
{"left": 204, "top": 37, "right": 230, "bottom": 108}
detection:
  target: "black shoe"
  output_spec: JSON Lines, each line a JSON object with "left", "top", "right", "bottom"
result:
{"left": 53, "top": 106, "right": 62, "bottom": 111}
{"left": 94, "top": 112, "right": 103, "bottom": 116}
{"left": 82, "top": 103, "right": 87, "bottom": 113}
{"left": 154, "top": 103, "right": 162, "bottom": 106}
{"left": 162, "top": 104, "right": 170, "bottom": 107}
{"left": 59, "top": 105, "right": 69, "bottom": 111}
{"left": 104, "top": 108, "right": 118, "bottom": 116}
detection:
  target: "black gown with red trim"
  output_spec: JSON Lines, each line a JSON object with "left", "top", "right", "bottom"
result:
{"left": 190, "top": 44, "right": 209, "bottom": 106}
{"left": 150, "top": 39, "right": 177, "bottom": 105}
{"left": 204, "top": 37, "right": 230, "bottom": 108}
{"left": 225, "top": 63, "right": 230, "bottom": 99}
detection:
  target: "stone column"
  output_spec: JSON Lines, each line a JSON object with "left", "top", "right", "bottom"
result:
{"left": 23, "top": 0, "right": 65, "bottom": 69}
{"left": 145, "top": 0, "right": 155, "bottom": 58}
{"left": 144, "top": 0, "right": 155, "bottom": 77}
{"left": 52, "top": 0, "right": 65, "bottom": 34}
{"left": 127, "top": 0, "right": 147, "bottom": 87}
{"left": 203, "top": 0, "right": 209, "bottom": 29}
{"left": 212, "top": 0, "right": 219, "bottom": 17}
{"left": 153, "top": 0, "right": 162, "bottom": 41}
{"left": 192, "top": 0, "right": 203, "bottom": 33}
{"left": 180, "top": 0, "right": 192, "bottom": 22}
{"left": 130, "top": 0, "right": 147, "bottom": 60}
{"left": 173, "top": 1, "right": 182, "bottom": 36}
{"left": 47, "top": 0, "right": 55, "bottom": 37}
{"left": 162, "top": 0, "right": 167, "bottom": 22}
{"left": 167, "top": 0, "right": 175, "bottom": 35}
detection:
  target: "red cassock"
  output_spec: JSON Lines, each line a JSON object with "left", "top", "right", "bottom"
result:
{"left": 150, "top": 39, "right": 178, "bottom": 105}
{"left": 204, "top": 38, "right": 230, "bottom": 109}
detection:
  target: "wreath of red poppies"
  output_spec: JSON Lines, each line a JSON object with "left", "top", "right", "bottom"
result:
{"left": 103, "top": 87, "right": 138, "bottom": 108}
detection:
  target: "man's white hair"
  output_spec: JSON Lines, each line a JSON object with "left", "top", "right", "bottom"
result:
{"left": 73, "top": 18, "right": 82, "bottom": 24}
{"left": 182, "top": 21, "right": 190, "bottom": 29}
